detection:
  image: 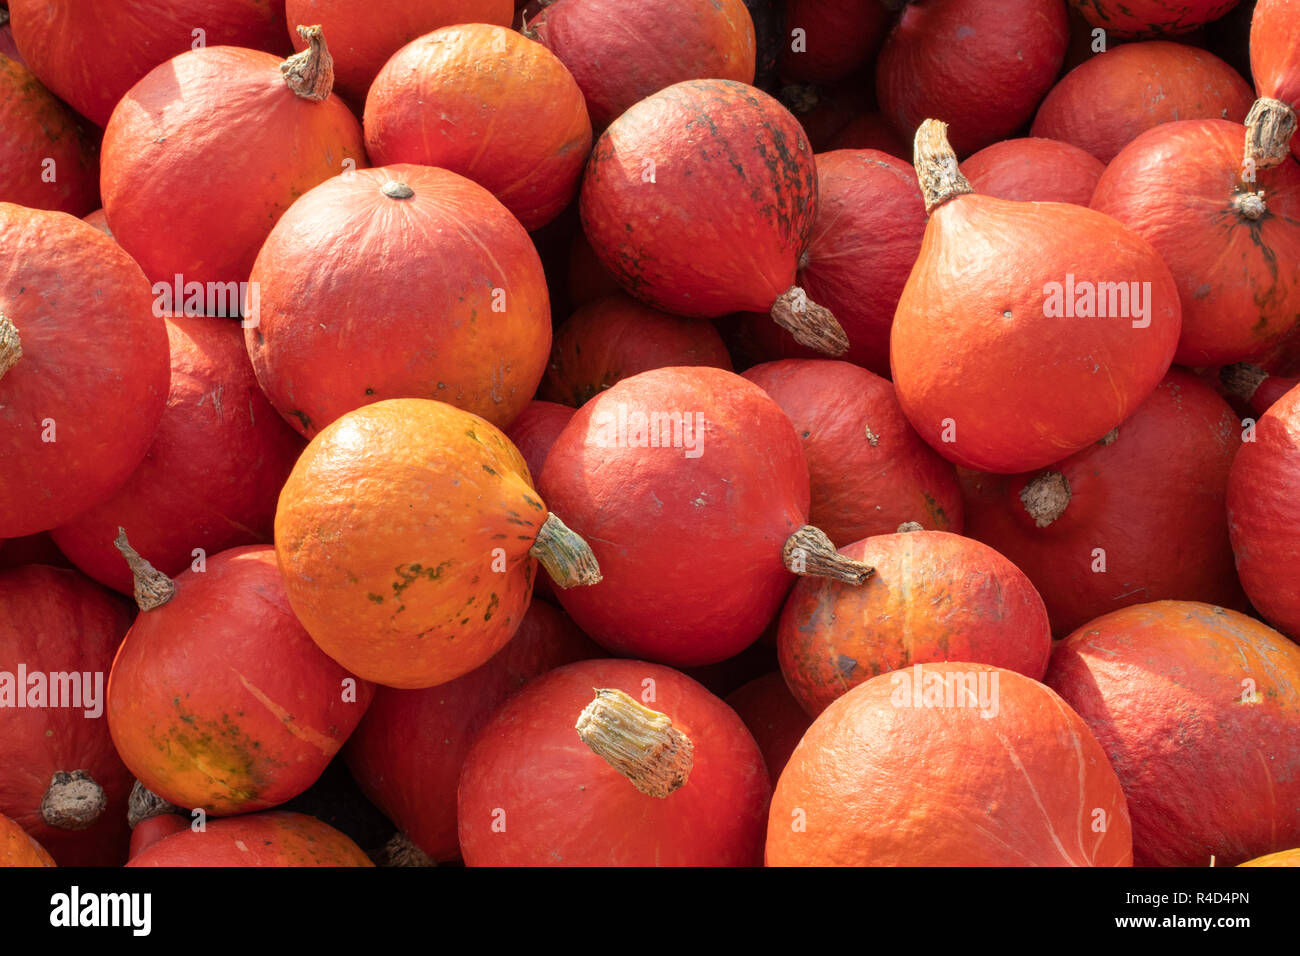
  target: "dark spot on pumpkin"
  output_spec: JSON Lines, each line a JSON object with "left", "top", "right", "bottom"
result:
{"left": 522, "top": 494, "right": 544, "bottom": 512}
{"left": 836, "top": 654, "right": 857, "bottom": 677}
{"left": 484, "top": 593, "right": 499, "bottom": 622}
{"left": 391, "top": 560, "right": 454, "bottom": 597}
{"left": 482, "top": 464, "right": 498, "bottom": 476}
{"left": 289, "top": 409, "right": 313, "bottom": 431}
{"left": 365, "top": 387, "right": 374, "bottom": 395}
{"left": 367, "top": 593, "right": 384, "bottom": 603}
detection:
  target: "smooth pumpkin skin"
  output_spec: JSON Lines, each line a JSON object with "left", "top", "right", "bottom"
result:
{"left": 458, "top": 659, "right": 770, "bottom": 866}
{"left": 100, "top": 44, "right": 366, "bottom": 290}
{"left": 742, "top": 359, "right": 963, "bottom": 544}
{"left": 1239, "top": 847, "right": 1300, "bottom": 866}
{"left": 724, "top": 672, "right": 812, "bottom": 784}
{"left": 1252, "top": 0, "right": 1300, "bottom": 161}
{"left": 541, "top": 294, "right": 733, "bottom": 407}
{"left": 128, "top": 814, "right": 189, "bottom": 860}
{"left": 580, "top": 79, "right": 817, "bottom": 318}
{"left": 344, "top": 600, "right": 601, "bottom": 862}
{"left": 778, "top": 532, "right": 1052, "bottom": 717}
{"left": 767, "top": 662, "right": 1133, "bottom": 866}
{"left": 0, "top": 203, "right": 169, "bottom": 538}
{"left": 246, "top": 165, "right": 549, "bottom": 439}
{"left": 1091, "top": 120, "right": 1300, "bottom": 366}
{"left": 890, "top": 192, "right": 1181, "bottom": 474}
{"left": 52, "top": 314, "right": 304, "bottom": 595}
{"left": 126, "top": 811, "right": 374, "bottom": 866}
{"left": 275, "top": 399, "right": 547, "bottom": 689}
{"left": 538, "top": 367, "right": 810, "bottom": 667}
{"left": 776, "top": 0, "right": 889, "bottom": 85}
{"left": 1069, "top": 0, "right": 1242, "bottom": 37}
{"left": 876, "top": 0, "right": 1069, "bottom": 157}
{"left": 0, "top": 566, "right": 134, "bottom": 867}
{"left": 960, "top": 371, "right": 1247, "bottom": 636}
{"left": 0, "top": 813, "right": 55, "bottom": 867}
{"left": 0, "top": 54, "right": 98, "bottom": 215}
{"left": 1227, "top": 383, "right": 1300, "bottom": 639}
{"left": 1032, "top": 42, "right": 1255, "bottom": 163}
{"left": 529, "top": 0, "right": 756, "bottom": 130}
{"left": 364, "top": 24, "right": 591, "bottom": 231}
{"left": 1046, "top": 602, "right": 1300, "bottom": 867}
{"left": 81, "top": 208, "right": 111, "bottom": 236}
{"left": 960, "top": 137, "right": 1105, "bottom": 206}
{"left": 9, "top": 0, "right": 290, "bottom": 128}
{"left": 107, "top": 546, "right": 375, "bottom": 815}
{"left": 284, "top": 0, "right": 514, "bottom": 104}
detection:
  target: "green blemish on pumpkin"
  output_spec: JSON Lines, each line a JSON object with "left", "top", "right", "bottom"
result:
{"left": 391, "top": 560, "right": 454, "bottom": 597}
{"left": 367, "top": 593, "right": 384, "bottom": 603}
{"left": 484, "top": 593, "right": 499, "bottom": 622}
{"left": 522, "top": 494, "right": 544, "bottom": 512}
{"left": 482, "top": 464, "right": 498, "bottom": 476}
{"left": 465, "top": 429, "right": 481, "bottom": 443}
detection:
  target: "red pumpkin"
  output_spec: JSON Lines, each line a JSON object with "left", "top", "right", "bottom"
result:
{"left": 1250, "top": 0, "right": 1300, "bottom": 165}
{"left": 959, "top": 137, "right": 1105, "bottom": 205}
{"left": 827, "top": 112, "right": 911, "bottom": 158}
{"left": 81, "top": 208, "right": 111, "bottom": 237}
{"left": 246, "top": 165, "right": 550, "bottom": 438}
{"left": 0, "top": 533, "right": 70, "bottom": 572}
{"left": 527, "top": 0, "right": 756, "bottom": 130}
{"left": 345, "top": 600, "right": 600, "bottom": 862}
{"left": 1227, "top": 383, "right": 1300, "bottom": 639}
{"left": 0, "top": 204, "right": 169, "bottom": 538}
{"left": 1091, "top": 119, "right": 1300, "bottom": 366}
{"left": 8, "top": 0, "right": 289, "bottom": 127}
{"left": 0, "top": 10, "right": 24, "bottom": 66}
{"left": 126, "top": 811, "right": 374, "bottom": 866}
{"left": 284, "top": 0, "right": 514, "bottom": 104}
{"left": 0, "top": 812, "right": 55, "bottom": 867}
{"left": 777, "top": 0, "right": 889, "bottom": 85}
{"left": 51, "top": 314, "right": 303, "bottom": 596}
{"left": 876, "top": 0, "right": 1069, "bottom": 157}
{"left": 0, "top": 566, "right": 134, "bottom": 866}
{"left": 1032, "top": 42, "right": 1255, "bottom": 163}
{"left": 1219, "top": 362, "right": 1300, "bottom": 417}
{"left": 566, "top": 230, "right": 622, "bottom": 307}
{"left": 541, "top": 295, "right": 733, "bottom": 407}
{"left": 960, "top": 371, "right": 1246, "bottom": 636}
{"left": 580, "top": 79, "right": 848, "bottom": 355}
{"left": 723, "top": 672, "right": 812, "bottom": 783}
{"left": 458, "top": 659, "right": 769, "bottom": 866}
{"left": 100, "top": 29, "right": 365, "bottom": 291}
{"left": 1047, "top": 602, "right": 1300, "bottom": 866}
{"left": 363, "top": 24, "right": 591, "bottom": 230}
{"left": 782, "top": 82, "right": 874, "bottom": 154}
{"left": 128, "top": 813, "right": 188, "bottom": 860}
{"left": 107, "top": 544, "right": 375, "bottom": 815}
{"left": 891, "top": 121, "right": 1179, "bottom": 474}
{"left": 742, "top": 359, "right": 963, "bottom": 544}
{"left": 1069, "top": 0, "right": 1245, "bottom": 38}
{"left": 767, "top": 662, "right": 1133, "bottom": 865}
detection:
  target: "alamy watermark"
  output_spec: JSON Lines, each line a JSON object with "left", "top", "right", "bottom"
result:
{"left": 0, "top": 665, "right": 103, "bottom": 718}
{"left": 889, "top": 663, "right": 1000, "bottom": 718}
{"left": 589, "top": 403, "right": 706, "bottom": 458}
{"left": 1042, "top": 274, "right": 1152, "bottom": 328}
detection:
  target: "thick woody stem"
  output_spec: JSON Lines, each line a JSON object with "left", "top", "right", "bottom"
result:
{"left": 1019, "top": 471, "right": 1071, "bottom": 528}
{"left": 127, "top": 780, "right": 181, "bottom": 828}
{"left": 378, "top": 832, "right": 437, "bottom": 867}
{"left": 530, "top": 513, "right": 602, "bottom": 588}
{"left": 1244, "top": 97, "right": 1298, "bottom": 171}
{"left": 770, "top": 286, "right": 849, "bottom": 356}
{"left": 114, "top": 528, "right": 177, "bottom": 611}
{"left": 575, "top": 688, "right": 694, "bottom": 798}
{"left": 1219, "top": 362, "right": 1267, "bottom": 402}
{"left": 0, "top": 312, "right": 21, "bottom": 381}
{"left": 42, "top": 771, "right": 106, "bottom": 830}
{"left": 914, "top": 119, "right": 974, "bottom": 214}
{"left": 281, "top": 25, "right": 334, "bottom": 101}
{"left": 783, "top": 525, "right": 874, "bottom": 584}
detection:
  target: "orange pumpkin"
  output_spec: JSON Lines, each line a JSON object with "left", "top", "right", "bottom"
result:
{"left": 0, "top": 812, "right": 55, "bottom": 867}
{"left": 126, "top": 811, "right": 373, "bottom": 867}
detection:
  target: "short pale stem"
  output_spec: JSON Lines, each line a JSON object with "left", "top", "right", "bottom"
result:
{"left": 783, "top": 525, "right": 874, "bottom": 584}
{"left": 896, "top": 521, "right": 924, "bottom": 533}
{"left": 1020, "top": 471, "right": 1070, "bottom": 528}
{"left": 127, "top": 780, "right": 180, "bottom": 828}
{"left": 0, "top": 312, "right": 21, "bottom": 381}
{"left": 1233, "top": 191, "right": 1267, "bottom": 220}
{"left": 281, "top": 25, "right": 334, "bottom": 101}
{"left": 770, "top": 286, "right": 849, "bottom": 356}
{"left": 575, "top": 688, "right": 694, "bottom": 798}
{"left": 1244, "top": 97, "right": 1298, "bottom": 171}
{"left": 530, "top": 513, "right": 602, "bottom": 588}
{"left": 914, "top": 119, "right": 974, "bottom": 214}
{"left": 42, "top": 771, "right": 106, "bottom": 831}
{"left": 114, "top": 528, "right": 177, "bottom": 611}
{"left": 381, "top": 180, "right": 414, "bottom": 199}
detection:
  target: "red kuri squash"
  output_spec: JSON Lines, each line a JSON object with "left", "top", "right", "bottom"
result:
{"left": 1219, "top": 362, "right": 1300, "bottom": 417}
{"left": 723, "top": 672, "right": 812, "bottom": 784}
{"left": 0, "top": 812, "right": 55, "bottom": 867}
{"left": 959, "top": 137, "right": 1105, "bottom": 205}
{"left": 1068, "top": 0, "right": 1244, "bottom": 38}
{"left": 776, "top": 0, "right": 889, "bottom": 85}
{"left": 1249, "top": 0, "right": 1300, "bottom": 165}
{"left": 126, "top": 811, "right": 374, "bottom": 866}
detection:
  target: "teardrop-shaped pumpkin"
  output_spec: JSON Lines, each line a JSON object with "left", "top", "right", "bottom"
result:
{"left": 1249, "top": 0, "right": 1300, "bottom": 165}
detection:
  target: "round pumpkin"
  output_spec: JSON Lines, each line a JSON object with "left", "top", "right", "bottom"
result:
{"left": 100, "top": 28, "right": 366, "bottom": 292}
{"left": 1090, "top": 119, "right": 1300, "bottom": 366}
{"left": 458, "top": 658, "right": 769, "bottom": 866}
{"left": 827, "top": 112, "right": 911, "bottom": 158}
{"left": 246, "top": 165, "right": 550, "bottom": 439}
{"left": 541, "top": 294, "right": 733, "bottom": 407}
{"left": 275, "top": 398, "right": 601, "bottom": 689}
{"left": 1239, "top": 848, "right": 1300, "bottom": 866}
{"left": 580, "top": 79, "right": 848, "bottom": 355}
{"left": 890, "top": 120, "right": 1180, "bottom": 474}
{"left": 876, "top": 0, "right": 1069, "bottom": 157}
{"left": 363, "top": 24, "right": 591, "bottom": 230}
{"left": 51, "top": 314, "right": 304, "bottom": 595}
{"left": 0, "top": 566, "right": 135, "bottom": 866}
{"left": 723, "top": 672, "right": 812, "bottom": 784}
{"left": 741, "top": 359, "right": 963, "bottom": 544}
{"left": 8, "top": 0, "right": 289, "bottom": 128}
{"left": 107, "top": 544, "right": 375, "bottom": 815}
{"left": 776, "top": 0, "right": 889, "bottom": 85}
{"left": 81, "top": 208, "right": 111, "bottom": 237}
{"left": 959, "top": 137, "right": 1105, "bottom": 205}
{"left": 128, "top": 813, "right": 188, "bottom": 860}
{"left": 126, "top": 811, "right": 374, "bottom": 866}
{"left": 0, "top": 203, "right": 169, "bottom": 538}
{"left": 1032, "top": 41, "right": 1255, "bottom": 163}
{"left": 959, "top": 371, "right": 1247, "bottom": 636}
{"left": 767, "top": 662, "right": 1133, "bottom": 865}
{"left": 0, "top": 812, "right": 55, "bottom": 867}
{"left": 1068, "top": 0, "right": 1244, "bottom": 38}
{"left": 1046, "top": 601, "right": 1300, "bottom": 867}
{"left": 1249, "top": 0, "right": 1300, "bottom": 165}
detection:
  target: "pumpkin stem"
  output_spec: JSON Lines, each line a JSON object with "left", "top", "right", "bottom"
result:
{"left": 770, "top": 286, "right": 849, "bottom": 356}
{"left": 1019, "top": 471, "right": 1070, "bottom": 528}
{"left": 1232, "top": 190, "right": 1267, "bottom": 220}
{"left": 1244, "top": 97, "right": 1298, "bottom": 171}
{"left": 530, "top": 512, "right": 602, "bottom": 588}
{"left": 113, "top": 528, "right": 177, "bottom": 611}
{"left": 1097, "top": 427, "right": 1119, "bottom": 446}
{"left": 381, "top": 180, "right": 415, "bottom": 200}
{"left": 913, "top": 119, "right": 974, "bottom": 214}
{"left": 896, "top": 521, "right": 924, "bottom": 533}
{"left": 575, "top": 688, "right": 694, "bottom": 798}
{"left": 1220, "top": 362, "right": 1267, "bottom": 402}
{"left": 281, "top": 25, "right": 334, "bottom": 102}
{"left": 0, "top": 10, "right": 8, "bottom": 28}
{"left": 0, "top": 311, "right": 21, "bottom": 381}
{"left": 41, "top": 771, "right": 107, "bottom": 831}
{"left": 127, "top": 780, "right": 181, "bottom": 828}
{"left": 378, "top": 832, "right": 436, "bottom": 867}
{"left": 783, "top": 525, "right": 874, "bottom": 584}
{"left": 779, "top": 83, "right": 820, "bottom": 115}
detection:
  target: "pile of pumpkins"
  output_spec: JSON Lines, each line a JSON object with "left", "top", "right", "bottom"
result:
{"left": 2, "top": 0, "right": 1300, "bottom": 867}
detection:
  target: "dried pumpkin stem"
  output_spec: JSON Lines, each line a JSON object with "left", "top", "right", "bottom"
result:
{"left": 783, "top": 525, "right": 874, "bottom": 584}
{"left": 127, "top": 779, "right": 181, "bottom": 828}
{"left": 0, "top": 10, "right": 8, "bottom": 29}
{"left": 914, "top": 119, "right": 974, "bottom": 214}
{"left": 381, "top": 180, "right": 414, "bottom": 200}
{"left": 1232, "top": 190, "right": 1267, "bottom": 220}
{"left": 281, "top": 25, "right": 334, "bottom": 101}
{"left": 114, "top": 527, "right": 177, "bottom": 610}
{"left": 896, "top": 521, "right": 924, "bottom": 533}
{"left": 1020, "top": 471, "right": 1070, "bottom": 528}
{"left": 770, "top": 286, "right": 849, "bottom": 356}
{"left": 575, "top": 688, "right": 693, "bottom": 798}
{"left": 0, "top": 311, "right": 20, "bottom": 381}
{"left": 779, "top": 83, "right": 819, "bottom": 114}
{"left": 530, "top": 512, "right": 602, "bottom": 588}
{"left": 1220, "top": 362, "right": 1267, "bottom": 402}
{"left": 1244, "top": 97, "right": 1298, "bottom": 171}
{"left": 378, "top": 832, "right": 436, "bottom": 867}
{"left": 42, "top": 771, "right": 106, "bottom": 831}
